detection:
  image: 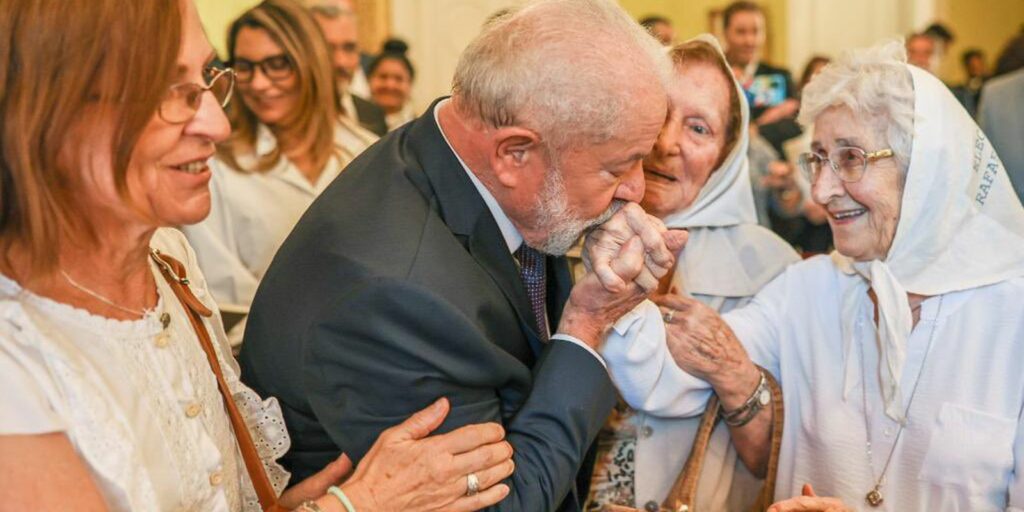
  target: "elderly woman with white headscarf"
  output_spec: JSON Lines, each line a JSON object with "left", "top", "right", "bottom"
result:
{"left": 586, "top": 36, "right": 798, "bottom": 512}
{"left": 596, "top": 41, "right": 1024, "bottom": 511}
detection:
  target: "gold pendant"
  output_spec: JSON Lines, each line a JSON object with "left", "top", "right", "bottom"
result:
{"left": 865, "top": 487, "right": 884, "bottom": 507}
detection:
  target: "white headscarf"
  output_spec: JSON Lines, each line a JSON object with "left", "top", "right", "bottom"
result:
{"left": 661, "top": 35, "right": 799, "bottom": 297}
{"left": 835, "top": 65, "right": 1024, "bottom": 422}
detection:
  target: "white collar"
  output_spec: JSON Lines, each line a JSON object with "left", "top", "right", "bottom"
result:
{"left": 433, "top": 99, "right": 523, "bottom": 254}
{"left": 340, "top": 90, "right": 359, "bottom": 124}
{"left": 255, "top": 123, "right": 278, "bottom": 157}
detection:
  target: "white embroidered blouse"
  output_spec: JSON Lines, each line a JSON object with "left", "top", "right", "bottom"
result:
{"left": 0, "top": 228, "right": 290, "bottom": 511}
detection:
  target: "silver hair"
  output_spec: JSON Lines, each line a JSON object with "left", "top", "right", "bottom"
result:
{"left": 451, "top": 0, "right": 672, "bottom": 151}
{"left": 798, "top": 40, "right": 915, "bottom": 174}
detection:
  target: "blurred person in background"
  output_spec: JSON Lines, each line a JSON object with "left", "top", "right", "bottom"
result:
{"left": 182, "top": 0, "right": 377, "bottom": 344}
{"left": 906, "top": 32, "right": 937, "bottom": 73}
{"left": 368, "top": 38, "right": 417, "bottom": 131}
{"left": 722, "top": 1, "right": 801, "bottom": 156}
{"left": 993, "top": 29, "right": 1024, "bottom": 77}
{"left": 923, "top": 22, "right": 955, "bottom": 70}
{"left": 639, "top": 15, "right": 675, "bottom": 46}
{"left": 309, "top": 1, "right": 388, "bottom": 136}
{"left": 951, "top": 48, "right": 988, "bottom": 118}
{"left": 781, "top": 55, "right": 833, "bottom": 255}
{"left": 980, "top": 31, "right": 1024, "bottom": 203}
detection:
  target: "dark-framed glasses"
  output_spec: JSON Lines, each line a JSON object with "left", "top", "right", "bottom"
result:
{"left": 158, "top": 66, "right": 235, "bottom": 124}
{"left": 798, "top": 146, "right": 895, "bottom": 183}
{"left": 232, "top": 54, "right": 295, "bottom": 84}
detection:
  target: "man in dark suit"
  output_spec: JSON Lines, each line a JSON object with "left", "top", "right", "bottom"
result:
{"left": 309, "top": 2, "right": 389, "bottom": 136}
{"left": 240, "top": 1, "right": 680, "bottom": 509}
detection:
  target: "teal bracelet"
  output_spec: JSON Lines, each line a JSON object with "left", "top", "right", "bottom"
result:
{"left": 327, "top": 485, "right": 357, "bottom": 512}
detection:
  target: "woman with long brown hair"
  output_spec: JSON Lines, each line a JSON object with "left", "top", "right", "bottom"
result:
{"left": 183, "top": 0, "right": 377, "bottom": 336}
{"left": 0, "top": 0, "right": 512, "bottom": 510}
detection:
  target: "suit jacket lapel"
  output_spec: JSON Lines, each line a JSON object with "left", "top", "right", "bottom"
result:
{"left": 406, "top": 98, "right": 544, "bottom": 356}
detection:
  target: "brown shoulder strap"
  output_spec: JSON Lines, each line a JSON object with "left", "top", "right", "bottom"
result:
{"left": 151, "top": 250, "right": 282, "bottom": 512}
{"left": 755, "top": 370, "right": 784, "bottom": 510}
{"left": 663, "top": 395, "right": 721, "bottom": 511}
{"left": 660, "top": 366, "right": 784, "bottom": 512}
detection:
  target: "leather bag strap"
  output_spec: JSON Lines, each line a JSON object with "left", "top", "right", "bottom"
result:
{"left": 660, "top": 368, "right": 784, "bottom": 512}
{"left": 151, "top": 250, "right": 284, "bottom": 512}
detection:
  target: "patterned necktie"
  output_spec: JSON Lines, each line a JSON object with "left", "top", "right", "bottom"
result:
{"left": 514, "top": 244, "right": 549, "bottom": 342}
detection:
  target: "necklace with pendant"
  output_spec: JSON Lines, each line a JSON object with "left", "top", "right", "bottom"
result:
{"left": 60, "top": 249, "right": 171, "bottom": 331}
{"left": 859, "top": 295, "right": 943, "bottom": 507}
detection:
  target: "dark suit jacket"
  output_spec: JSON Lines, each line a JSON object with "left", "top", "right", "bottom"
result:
{"left": 239, "top": 98, "right": 616, "bottom": 511}
{"left": 351, "top": 94, "right": 388, "bottom": 137}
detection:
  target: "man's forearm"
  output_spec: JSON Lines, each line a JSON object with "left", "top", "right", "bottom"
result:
{"left": 488, "top": 341, "right": 617, "bottom": 510}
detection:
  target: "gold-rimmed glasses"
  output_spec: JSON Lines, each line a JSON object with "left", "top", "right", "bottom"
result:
{"left": 798, "top": 146, "right": 895, "bottom": 183}
{"left": 158, "top": 66, "right": 235, "bottom": 124}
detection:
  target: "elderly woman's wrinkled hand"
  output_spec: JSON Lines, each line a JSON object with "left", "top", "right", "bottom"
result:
{"left": 656, "top": 294, "right": 758, "bottom": 396}
{"left": 583, "top": 202, "right": 688, "bottom": 293}
{"left": 340, "top": 398, "right": 514, "bottom": 512}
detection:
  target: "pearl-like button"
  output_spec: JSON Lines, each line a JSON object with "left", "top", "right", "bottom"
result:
{"left": 641, "top": 425, "right": 654, "bottom": 439}
{"left": 155, "top": 333, "right": 170, "bottom": 348}
{"left": 209, "top": 470, "right": 223, "bottom": 486}
{"left": 644, "top": 500, "right": 659, "bottom": 512}
{"left": 185, "top": 403, "right": 203, "bottom": 418}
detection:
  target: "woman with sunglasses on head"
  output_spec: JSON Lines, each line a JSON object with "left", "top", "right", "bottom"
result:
{"left": 182, "top": 0, "right": 377, "bottom": 342}
{"left": 0, "top": 0, "right": 512, "bottom": 510}
{"left": 596, "top": 41, "right": 1024, "bottom": 510}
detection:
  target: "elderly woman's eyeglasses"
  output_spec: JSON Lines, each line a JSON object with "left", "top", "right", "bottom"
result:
{"left": 158, "top": 67, "right": 235, "bottom": 124}
{"left": 798, "top": 147, "right": 895, "bottom": 183}
{"left": 232, "top": 55, "right": 295, "bottom": 85}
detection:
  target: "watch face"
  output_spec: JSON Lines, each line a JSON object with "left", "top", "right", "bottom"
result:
{"left": 757, "top": 388, "right": 771, "bottom": 406}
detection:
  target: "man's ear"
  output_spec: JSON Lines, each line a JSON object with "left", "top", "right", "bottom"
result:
{"left": 490, "top": 126, "right": 544, "bottom": 188}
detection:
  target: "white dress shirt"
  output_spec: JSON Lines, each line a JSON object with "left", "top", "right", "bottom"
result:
{"left": 603, "top": 255, "right": 1024, "bottom": 511}
{"left": 433, "top": 100, "right": 604, "bottom": 366}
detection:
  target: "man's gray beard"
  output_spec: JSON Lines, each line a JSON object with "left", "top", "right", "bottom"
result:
{"left": 531, "top": 167, "right": 625, "bottom": 255}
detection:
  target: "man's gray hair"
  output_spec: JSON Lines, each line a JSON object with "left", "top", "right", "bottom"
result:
{"left": 452, "top": 0, "right": 672, "bottom": 150}
{"left": 798, "top": 40, "right": 915, "bottom": 174}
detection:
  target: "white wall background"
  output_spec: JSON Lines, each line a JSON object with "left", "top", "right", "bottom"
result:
{"left": 390, "top": 0, "right": 517, "bottom": 114}
{"left": 785, "top": 0, "right": 934, "bottom": 78}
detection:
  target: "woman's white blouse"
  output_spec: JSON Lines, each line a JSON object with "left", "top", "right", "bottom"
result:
{"left": 182, "top": 121, "right": 376, "bottom": 312}
{"left": 0, "top": 228, "right": 290, "bottom": 511}
{"left": 603, "top": 255, "right": 1024, "bottom": 511}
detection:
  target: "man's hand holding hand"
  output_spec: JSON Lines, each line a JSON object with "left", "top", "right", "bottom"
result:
{"left": 583, "top": 202, "right": 687, "bottom": 293}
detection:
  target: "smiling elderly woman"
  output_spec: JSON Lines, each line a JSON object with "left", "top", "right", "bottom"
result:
{"left": 598, "top": 41, "right": 1024, "bottom": 510}
{"left": 587, "top": 36, "right": 798, "bottom": 512}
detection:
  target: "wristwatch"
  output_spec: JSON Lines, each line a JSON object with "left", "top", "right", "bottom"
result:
{"left": 721, "top": 369, "right": 770, "bottom": 427}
